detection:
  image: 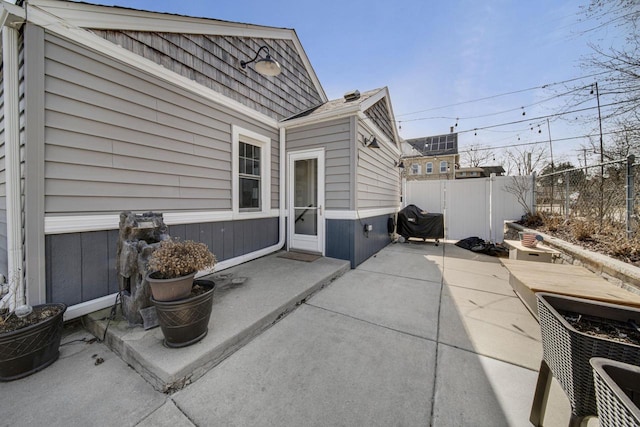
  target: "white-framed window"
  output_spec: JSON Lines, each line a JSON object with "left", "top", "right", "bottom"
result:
{"left": 411, "top": 164, "right": 421, "bottom": 175}
{"left": 440, "top": 161, "right": 448, "bottom": 173}
{"left": 232, "top": 125, "right": 271, "bottom": 216}
{"left": 426, "top": 162, "right": 433, "bottom": 174}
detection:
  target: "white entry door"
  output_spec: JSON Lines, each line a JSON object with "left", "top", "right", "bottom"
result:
{"left": 288, "top": 149, "right": 325, "bottom": 254}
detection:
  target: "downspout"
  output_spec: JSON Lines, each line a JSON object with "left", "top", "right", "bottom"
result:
{"left": 278, "top": 127, "right": 286, "bottom": 249}
{"left": 1, "top": 11, "right": 24, "bottom": 311}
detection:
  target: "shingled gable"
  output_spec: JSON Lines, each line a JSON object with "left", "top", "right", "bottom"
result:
{"left": 282, "top": 87, "right": 401, "bottom": 150}
{"left": 27, "top": 0, "right": 327, "bottom": 121}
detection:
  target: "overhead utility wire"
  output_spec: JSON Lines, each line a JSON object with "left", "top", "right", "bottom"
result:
{"left": 395, "top": 70, "right": 616, "bottom": 117}
{"left": 457, "top": 127, "right": 640, "bottom": 154}
{"left": 406, "top": 99, "right": 635, "bottom": 132}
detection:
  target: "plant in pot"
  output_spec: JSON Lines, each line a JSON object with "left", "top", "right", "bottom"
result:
{"left": 0, "top": 278, "right": 67, "bottom": 381}
{"left": 146, "top": 238, "right": 217, "bottom": 348}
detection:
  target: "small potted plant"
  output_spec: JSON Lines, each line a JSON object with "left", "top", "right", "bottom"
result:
{"left": 146, "top": 238, "right": 217, "bottom": 301}
{"left": 146, "top": 238, "right": 218, "bottom": 348}
{"left": 0, "top": 279, "right": 66, "bottom": 381}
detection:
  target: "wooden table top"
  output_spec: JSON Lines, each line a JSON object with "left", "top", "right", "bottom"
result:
{"left": 501, "top": 259, "right": 640, "bottom": 308}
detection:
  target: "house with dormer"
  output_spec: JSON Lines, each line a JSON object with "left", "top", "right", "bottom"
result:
{"left": 0, "top": 0, "right": 402, "bottom": 319}
{"left": 402, "top": 132, "right": 460, "bottom": 181}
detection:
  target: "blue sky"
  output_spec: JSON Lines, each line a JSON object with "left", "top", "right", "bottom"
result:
{"left": 81, "top": 0, "right": 622, "bottom": 168}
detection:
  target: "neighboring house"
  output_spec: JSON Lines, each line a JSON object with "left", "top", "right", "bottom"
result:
{"left": 402, "top": 132, "right": 459, "bottom": 181}
{"left": 455, "top": 166, "right": 506, "bottom": 179}
{"left": 0, "top": 0, "right": 401, "bottom": 319}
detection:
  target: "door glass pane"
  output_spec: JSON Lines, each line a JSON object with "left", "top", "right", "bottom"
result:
{"left": 294, "top": 159, "right": 318, "bottom": 236}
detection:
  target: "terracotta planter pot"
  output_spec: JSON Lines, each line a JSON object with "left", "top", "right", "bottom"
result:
{"left": 0, "top": 303, "right": 67, "bottom": 381}
{"left": 151, "top": 279, "right": 215, "bottom": 348}
{"left": 147, "top": 272, "right": 196, "bottom": 301}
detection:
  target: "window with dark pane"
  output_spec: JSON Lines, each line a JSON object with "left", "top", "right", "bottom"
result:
{"left": 239, "top": 141, "right": 261, "bottom": 210}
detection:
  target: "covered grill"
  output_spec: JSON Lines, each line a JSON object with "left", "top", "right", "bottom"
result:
{"left": 396, "top": 204, "right": 444, "bottom": 245}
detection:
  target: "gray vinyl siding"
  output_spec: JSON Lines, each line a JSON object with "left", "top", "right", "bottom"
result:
{"left": 43, "top": 32, "right": 280, "bottom": 215}
{"left": 45, "top": 217, "right": 278, "bottom": 305}
{"left": 356, "top": 121, "right": 401, "bottom": 210}
{"left": 286, "top": 117, "right": 353, "bottom": 210}
{"left": 92, "top": 31, "right": 324, "bottom": 121}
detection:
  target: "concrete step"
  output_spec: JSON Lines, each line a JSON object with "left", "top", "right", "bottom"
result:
{"left": 84, "top": 251, "right": 350, "bottom": 392}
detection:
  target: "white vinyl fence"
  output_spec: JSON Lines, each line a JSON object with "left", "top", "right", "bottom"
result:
{"left": 404, "top": 175, "right": 533, "bottom": 243}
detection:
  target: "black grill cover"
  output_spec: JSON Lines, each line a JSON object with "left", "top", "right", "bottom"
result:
{"left": 396, "top": 204, "right": 444, "bottom": 239}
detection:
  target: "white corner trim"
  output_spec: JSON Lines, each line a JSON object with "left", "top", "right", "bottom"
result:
{"left": 324, "top": 207, "right": 399, "bottom": 220}
{"left": 26, "top": 5, "right": 278, "bottom": 128}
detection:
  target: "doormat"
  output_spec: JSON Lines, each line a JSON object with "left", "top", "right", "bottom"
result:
{"left": 277, "top": 251, "right": 322, "bottom": 262}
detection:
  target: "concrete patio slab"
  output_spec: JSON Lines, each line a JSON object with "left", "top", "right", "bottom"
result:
{"left": 1, "top": 324, "right": 166, "bottom": 427}
{"left": 438, "top": 284, "right": 543, "bottom": 370}
{"left": 84, "top": 252, "right": 350, "bottom": 392}
{"left": 356, "top": 240, "right": 443, "bottom": 283}
{"left": 173, "top": 304, "right": 437, "bottom": 427}
{"left": 308, "top": 268, "right": 442, "bottom": 340}
{"left": 136, "top": 400, "right": 195, "bottom": 427}
{"left": 432, "top": 343, "right": 539, "bottom": 426}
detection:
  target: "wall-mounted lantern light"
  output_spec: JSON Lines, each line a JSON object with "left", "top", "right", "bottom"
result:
{"left": 395, "top": 160, "right": 405, "bottom": 169}
{"left": 240, "top": 45, "right": 282, "bottom": 76}
{"left": 362, "top": 136, "right": 380, "bottom": 149}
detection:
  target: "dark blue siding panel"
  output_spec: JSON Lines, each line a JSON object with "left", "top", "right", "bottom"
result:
{"left": 222, "top": 221, "right": 234, "bottom": 260}
{"left": 168, "top": 224, "right": 186, "bottom": 241}
{"left": 48, "top": 233, "right": 82, "bottom": 305}
{"left": 107, "top": 230, "right": 119, "bottom": 294}
{"left": 326, "top": 214, "right": 393, "bottom": 268}
{"left": 81, "top": 231, "right": 111, "bottom": 301}
{"left": 233, "top": 220, "right": 244, "bottom": 258}
{"left": 326, "top": 219, "right": 354, "bottom": 267}
{"left": 47, "top": 217, "right": 280, "bottom": 307}
{"left": 354, "top": 214, "right": 393, "bottom": 267}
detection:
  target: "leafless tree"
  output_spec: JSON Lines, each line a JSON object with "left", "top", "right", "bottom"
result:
{"left": 460, "top": 144, "right": 496, "bottom": 167}
{"left": 503, "top": 145, "right": 548, "bottom": 176}
{"left": 503, "top": 176, "right": 534, "bottom": 216}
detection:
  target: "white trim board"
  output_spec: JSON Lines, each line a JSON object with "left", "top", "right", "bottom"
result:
{"left": 324, "top": 207, "right": 399, "bottom": 220}
{"left": 44, "top": 210, "right": 281, "bottom": 234}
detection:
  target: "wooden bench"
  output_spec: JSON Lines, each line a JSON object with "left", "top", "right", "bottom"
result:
{"left": 501, "top": 259, "right": 640, "bottom": 318}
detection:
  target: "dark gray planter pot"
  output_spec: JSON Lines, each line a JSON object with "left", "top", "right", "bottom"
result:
{"left": 151, "top": 280, "right": 215, "bottom": 348}
{"left": 530, "top": 293, "right": 640, "bottom": 427}
{"left": 591, "top": 357, "right": 640, "bottom": 427}
{"left": 0, "top": 303, "right": 67, "bottom": 381}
